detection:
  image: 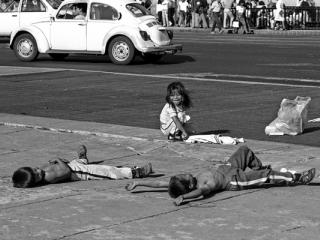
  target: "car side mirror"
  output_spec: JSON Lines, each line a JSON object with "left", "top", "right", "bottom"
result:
{"left": 50, "top": 16, "right": 55, "bottom": 22}
{"left": 117, "top": 12, "right": 121, "bottom": 20}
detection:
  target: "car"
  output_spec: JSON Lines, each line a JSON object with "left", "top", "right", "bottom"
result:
{"left": 9, "top": 0, "right": 183, "bottom": 64}
{"left": 0, "top": 0, "right": 61, "bottom": 37}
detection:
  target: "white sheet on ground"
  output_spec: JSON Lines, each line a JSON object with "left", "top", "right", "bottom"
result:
{"left": 185, "top": 134, "right": 245, "bottom": 145}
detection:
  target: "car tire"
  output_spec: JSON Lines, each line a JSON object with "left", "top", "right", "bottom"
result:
{"left": 48, "top": 53, "right": 69, "bottom": 60}
{"left": 108, "top": 36, "right": 135, "bottom": 65}
{"left": 141, "top": 53, "right": 163, "bottom": 63}
{"left": 13, "top": 33, "right": 39, "bottom": 62}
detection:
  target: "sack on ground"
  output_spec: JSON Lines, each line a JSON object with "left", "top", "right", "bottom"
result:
{"left": 265, "top": 96, "right": 311, "bottom": 136}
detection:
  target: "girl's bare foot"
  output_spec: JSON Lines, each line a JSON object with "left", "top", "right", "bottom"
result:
{"left": 125, "top": 182, "right": 136, "bottom": 191}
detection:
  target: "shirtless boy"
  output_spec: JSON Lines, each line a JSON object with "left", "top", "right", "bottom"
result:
{"left": 12, "top": 145, "right": 152, "bottom": 188}
{"left": 126, "top": 146, "right": 316, "bottom": 206}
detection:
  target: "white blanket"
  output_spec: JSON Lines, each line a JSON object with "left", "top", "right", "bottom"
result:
{"left": 185, "top": 134, "right": 245, "bottom": 145}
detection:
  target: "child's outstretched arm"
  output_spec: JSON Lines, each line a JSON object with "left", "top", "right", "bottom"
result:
{"left": 171, "top": 116, "right": 189, "bottom": 139}
{"left": 125, "top": 180, "right": 169, "bottom": 191}
{"left": 173, "top": 189, "right": 204, "bottom": 206}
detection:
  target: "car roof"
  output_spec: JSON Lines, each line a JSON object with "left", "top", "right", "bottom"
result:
{"left": 60, "top": 0, "right": 138, "bottom": 6}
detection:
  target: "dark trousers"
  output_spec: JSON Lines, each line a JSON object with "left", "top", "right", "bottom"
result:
{"left": 211, "top": 12, "right": 222, "bottom": 31}
{"left": 225, "top": 146, "right": 294, "bottom": 190}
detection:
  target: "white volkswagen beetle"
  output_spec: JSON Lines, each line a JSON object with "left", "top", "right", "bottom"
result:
{"left": 0, "top": 0, "right": 61, "bottom": 37}
{"left": 10, "top": 0, "right": 182, "bottom": 64}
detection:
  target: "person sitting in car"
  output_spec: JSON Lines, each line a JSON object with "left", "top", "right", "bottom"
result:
{"left": 73, "top": 3, "right": 87, "bottom": 20}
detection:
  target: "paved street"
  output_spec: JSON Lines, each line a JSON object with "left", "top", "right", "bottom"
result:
{"left": 1, "top": 30, "right": 320, "bottom": 240}
{"left": 0, "top": 31, "right": 320, "bottom": 146}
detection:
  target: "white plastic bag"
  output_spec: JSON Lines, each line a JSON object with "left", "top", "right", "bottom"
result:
{"left": 265, "top": 96, "right": 311, "bottom": 136}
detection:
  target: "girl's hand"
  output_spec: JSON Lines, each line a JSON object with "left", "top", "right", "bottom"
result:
{"left": 182, "top": 132, "right": 189, "bottom": 140}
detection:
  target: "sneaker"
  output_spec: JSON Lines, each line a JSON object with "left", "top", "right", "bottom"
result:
{"left": 294, "top": 168, "right": 316, "bottom": 184}
{"left": 210, "top": 31, "right": 216, "bottom": 34}
{"left": 77, "top": 145, "right": 88, "bottom": 163}
{"left": 218, "top": 29, "right": 223, "bottom": 34}
{"left": 132, "top": 163, "right": 153, "bottom": 178}
{"left": 168, "top": 131, "right": 183, "bottom": 141}
{"left": 260, "top": 164, "right": 272, "bottom": 170}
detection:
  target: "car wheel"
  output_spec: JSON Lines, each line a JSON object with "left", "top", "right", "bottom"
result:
{"left": 141, "top": 53, "right": 163, "bottom": 63}
{"left": 108, "top": 36, "right": 135, "bottom": 65}
{"left": 48, "top": 53, "right": 69, "bottom": 60}
{"left": 13, "top": 33, "right": 39, "bottom": 62}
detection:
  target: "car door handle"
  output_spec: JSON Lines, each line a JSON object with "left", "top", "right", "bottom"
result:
{"left": 78, "top": 23, "right": 86, "bottom": 26}
{"left": 12, "top": 14, "right": 18, "bottom": 17}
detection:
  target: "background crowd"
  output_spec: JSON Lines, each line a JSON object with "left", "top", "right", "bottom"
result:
{"left": 138, "top": 0, "right": 319, "bottom": 31}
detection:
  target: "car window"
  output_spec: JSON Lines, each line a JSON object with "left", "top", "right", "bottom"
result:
{"left": 126, "top": 3, "right": 150, "bottom": 17}
{"left": 56, "top": 3, "right": 87, "bottom": 20}
{"left": 90, "top": 2, "right": 118, "bottom": 20}
{"left": 0, "top": 0, "right": 19, "bottom": 12}
{"left": 21, "top": 0, "right": 46, "bottom": 12}
{"left": 46, "top": 0, "right": 61, "bottom": 10}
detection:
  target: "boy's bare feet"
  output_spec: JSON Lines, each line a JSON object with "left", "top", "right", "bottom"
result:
{"left": 125, "top": 182, "right": 136, "bottom": 191}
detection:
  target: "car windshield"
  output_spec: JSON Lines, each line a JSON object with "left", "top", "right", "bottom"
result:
{"left": 45, "top": 0, "right": 62, "bottom": 9}
{"left": 126, "top": 3, "right": 150, "bottom": 17}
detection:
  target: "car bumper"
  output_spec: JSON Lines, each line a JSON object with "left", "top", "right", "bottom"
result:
{"left": 140, "top": 44, "right": 183, "bottom": 54}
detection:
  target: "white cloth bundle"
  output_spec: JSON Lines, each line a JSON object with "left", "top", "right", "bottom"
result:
{"left": 185, "top": 134, "right": 245, "bottom": 145}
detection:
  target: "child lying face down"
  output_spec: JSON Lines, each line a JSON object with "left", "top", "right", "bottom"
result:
{"left": 12, "top": 145, "right": 153, "bottom": 188}
{"left": 126, "top": 146, "right": 316, "bottom": 206}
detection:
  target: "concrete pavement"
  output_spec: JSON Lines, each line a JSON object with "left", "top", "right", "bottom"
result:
{"left": 169, "top": 26, "right": 320, "bottom": 35}
{"left": 0, "top": 113, "right": 320, "bottom": 240}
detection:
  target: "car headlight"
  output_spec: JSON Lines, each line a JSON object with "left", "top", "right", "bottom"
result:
{"left": 167, "top": 30, "right": 173, "bottom": 40}
{"left": 139, "top": 31, "right": 151, "bottom": 41}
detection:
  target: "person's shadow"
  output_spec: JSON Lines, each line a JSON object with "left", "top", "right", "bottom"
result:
{"left": 193, "top": 129, "right": 230, "bottom": 135}
{"left": 303, "top": 126, "right": 320, "bottom": 134}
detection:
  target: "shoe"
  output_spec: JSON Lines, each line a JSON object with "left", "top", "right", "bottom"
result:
{"left": 168, "top": 131, "right": 183, "bottom": 141}
{"left": 260, "top": 164, "right": 272, "bottom": 170}
{"left": 210, "top": 31, "right": 216, "bottom": 34}
{"left": 77, "top": 145, "right": 88, "bottom": 162}
{"left": 132, "top": 163, "right": 153, "bottom": 178}
{"left": 294, "top": 168, "right": 316, "bottom": 184}
{"left": 218, "top": 29, "right": 223, "bottom": 34}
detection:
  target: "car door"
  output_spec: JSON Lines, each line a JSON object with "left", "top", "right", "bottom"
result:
{"left": 0, "top": 0, "right": 20, "bottom": 36}
{"left": 19, "top": 0, "right": 48, "bottom": 27}
{"left": 86, "top": 2, "right": 119, "bottom": 52}
{"left": 50, "top": 2, "right": 87, "bottom": 50}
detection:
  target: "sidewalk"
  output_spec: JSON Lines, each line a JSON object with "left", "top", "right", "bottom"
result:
{"left": 1, "top": 113, "right": 320, "bottom": 240}
{"left": 169, "top": 26, "right": 320, "bottom": 35}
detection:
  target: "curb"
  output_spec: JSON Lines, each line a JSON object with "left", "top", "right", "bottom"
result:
{"left": 168, "top": 26, "right": 320, "bottom": 35}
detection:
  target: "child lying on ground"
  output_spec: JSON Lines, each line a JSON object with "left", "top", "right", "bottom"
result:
{"left": 126, "top": 146, "right": 316, "bottom": 206}
{"left": 12, "top": 145, "right": 152, "bottom": 188}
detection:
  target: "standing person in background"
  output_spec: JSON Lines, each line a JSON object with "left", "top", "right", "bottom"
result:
{"left": 198, "top": 0, "right": 209, "bottom": 28}
{"left": 161, "top": 0, "right": 169, "bottom": 26}
{"left": 235, "top": 0, "right": 252, "bottom": 33}
{"left": 221, "top": 0, "right": 234, "bottom": 28}
{"left": 209, "top": 0, "right": 223, "bottom": 34}
{"left": 178, "top": 0, "right": 189, "bottom": 26}
{"left": 190, "top": 0, "right": 200, "bottom": 27}
{"left": 274, "top": 0, "right": 286, "bottom": 30}
{"left": 167, "top": 0, "right": 176, "bottom": 26}
{"left": 156, "top": 0, "right": 164, "bottom": 25}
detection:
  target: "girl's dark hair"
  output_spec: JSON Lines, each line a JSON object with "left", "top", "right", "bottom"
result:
{"left": 12, "top": 167, "right": 36, "bottom": 188}
{"left": 165, "top": 81, "right": 192, "bottom": 109}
